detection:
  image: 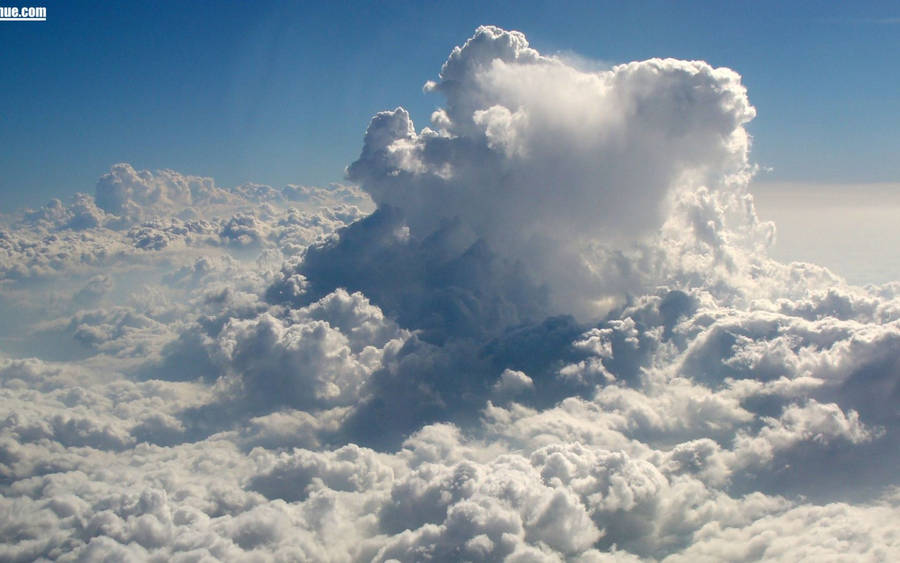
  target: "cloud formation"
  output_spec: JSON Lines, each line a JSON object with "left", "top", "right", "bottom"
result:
{"left": 343, "top": 25, "right": 756, "bottom": 318}
{"left": 1, "top": 25, "right": 899, "bottom": 562}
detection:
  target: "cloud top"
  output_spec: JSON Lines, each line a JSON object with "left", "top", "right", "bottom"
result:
{"left": 345, "top": 25, "right": 756, "bottom": 317}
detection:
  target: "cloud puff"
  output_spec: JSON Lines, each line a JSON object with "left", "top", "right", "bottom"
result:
{"left": 493, "top": 368, "right": 534, "bottom": 398}
{"left": 94, "top": 163, "right": 228, "bottom": 217}
{"left": 212, "top": 289, "right": 408, "bottom": 412}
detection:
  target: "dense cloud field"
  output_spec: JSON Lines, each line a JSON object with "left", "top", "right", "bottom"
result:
{"left": 1, "top": 27, "right": 898, "bottom": 561}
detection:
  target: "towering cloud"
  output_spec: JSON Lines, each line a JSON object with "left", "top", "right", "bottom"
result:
{"left": 339, "top": 25, "right": 757, "bottom": 318}
{"left": 1, "top": 26, "right": 898, "bottom": 562}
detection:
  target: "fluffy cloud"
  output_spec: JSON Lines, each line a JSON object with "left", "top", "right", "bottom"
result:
{"left": 212, "top": 290, "right": 408, "bottom": 412}
{"left": 0, "top": 25, "right": 898, "bottom": 562}
{"left": 345, "top": 25, "right": 755, "bottom": 318}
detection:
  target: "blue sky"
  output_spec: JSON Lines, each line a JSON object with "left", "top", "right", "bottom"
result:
{"left": 1, "top": 0, "right": 898, "bottom": 210}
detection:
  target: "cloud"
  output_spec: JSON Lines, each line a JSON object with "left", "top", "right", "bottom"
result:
{"left": 284, "top": 206, "right": 551, "bottom": 342}
{"left": 212, "top": 296, "right": 406, "bottom": 412}
{"left": 343, "top": 25, "right": 756, "bottom": 318}
{"left": 493, "top": 368, "right": 534, "bottom": 398}
{"left": 0, "top": 25, "right": 899, "bottom": 563}
{"left": 92, "top": 162, "right": 371, "bottom": 223}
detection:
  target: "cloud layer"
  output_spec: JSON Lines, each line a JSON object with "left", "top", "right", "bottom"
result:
{"left": 1, "top": 26, "right": 898, "bottom": 561}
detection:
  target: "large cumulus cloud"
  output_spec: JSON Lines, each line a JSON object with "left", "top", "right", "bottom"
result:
{"left": 1, "top": 25, "right": 899, "bottom": 562}
{"left": 338, "top": 25, "right": 756, "bottom": 319}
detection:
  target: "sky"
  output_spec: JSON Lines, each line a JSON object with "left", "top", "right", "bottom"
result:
{"left": 2, "top": 0, "right": 898, "bottom": 210}
{"left": 2, "top": 4, "right": 900, "bottom": 562}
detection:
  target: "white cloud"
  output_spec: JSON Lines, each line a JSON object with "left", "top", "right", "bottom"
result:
{"left": 0, "top": 25, "right": 898, "bottom": 563}
{"left": 347, "top": 25, "right": 757, "bottom": 318}
{"left": 493, "top": 368, "right": 535, "bottom": 397}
